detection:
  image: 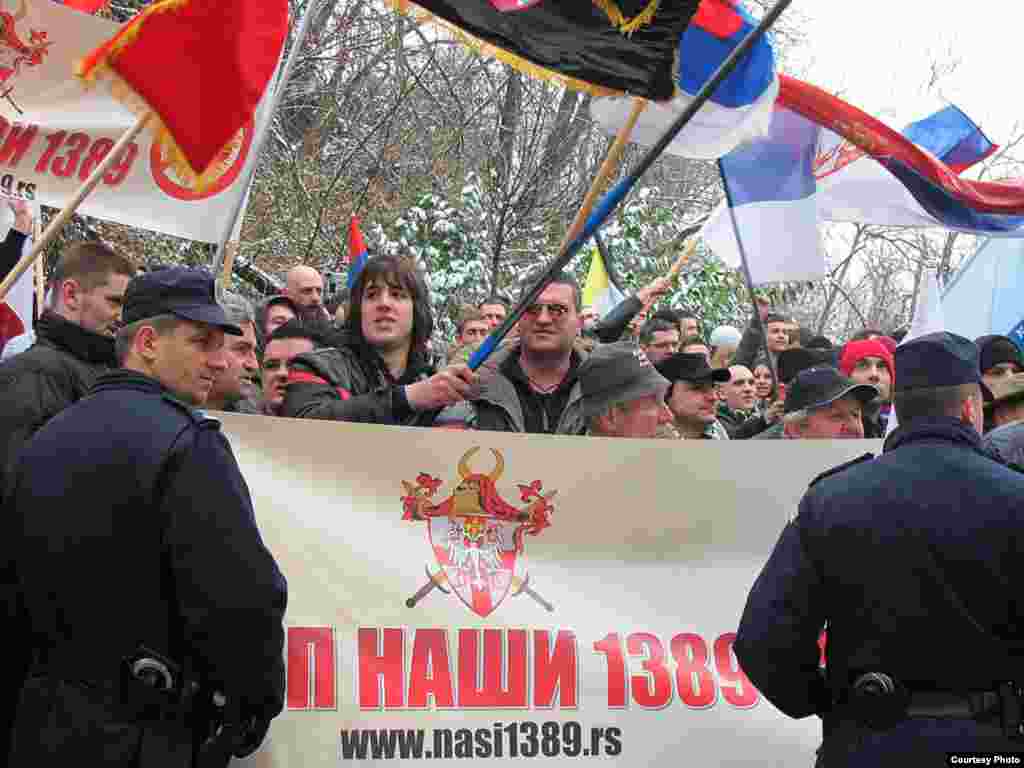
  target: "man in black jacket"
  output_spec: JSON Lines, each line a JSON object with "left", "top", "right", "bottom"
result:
{"left": 0, "top": 240, "right": 133, "bottom": 759}
{"left": 736, "top": 333, "right": 1024, "bottom": 766}
{"left": 0, "top": 240, "right": 135, "bottom": 488}
{"left": 283, "top": 254, "right": 477, "bottom": 424}
{"left": 4, "top": 267, "right": 287, "bottom": 766}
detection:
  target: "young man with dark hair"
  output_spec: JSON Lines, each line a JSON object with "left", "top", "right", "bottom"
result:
{"left": 478, "top": 295, "right": 511, "bottom": 329}
{"left": 734, "top": 303, "right": 792, "bottom": 370}
{"left": 283, "top": 255, "right": 477, "bottom": 425}
{"left": 737, "top": 333, "right": 1024, "bottom": 763}
{"left": 639, "top": 317, "right": 680, "bottom": 364}
{"left": 260, "top": 320, "right": 326, "bottom": 416}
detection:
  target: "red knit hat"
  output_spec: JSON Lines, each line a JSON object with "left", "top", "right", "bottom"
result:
{"left": 840, "top": 339, "right": 895, "bottom": 383}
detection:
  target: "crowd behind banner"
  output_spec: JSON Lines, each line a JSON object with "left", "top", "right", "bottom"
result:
{"left": 5, "top": 218, "right": 1024, "bottom": 763}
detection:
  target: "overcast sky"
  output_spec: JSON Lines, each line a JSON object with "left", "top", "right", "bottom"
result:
{"left": 786, "top": 1, "right": 1022, "bottom": 145}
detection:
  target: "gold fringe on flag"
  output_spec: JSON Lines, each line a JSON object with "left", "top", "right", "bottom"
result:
{"left": 385, "top": 0, "right": 624, "bottom": 97}
{"left": 74, "top": 0, "right": 232, "bottom": 193}
{"left": 591, "top": 0, "right": 661, "bottom": 36}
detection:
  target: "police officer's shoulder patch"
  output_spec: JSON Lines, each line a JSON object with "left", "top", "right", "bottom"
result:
{"left": 808, "top": 452, "right": 874, "bottom": 488}
{"left": 161, "top": 394, "right": 221, "bottom": 428}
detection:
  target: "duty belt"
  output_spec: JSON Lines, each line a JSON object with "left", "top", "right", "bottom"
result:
{"left": 843, "top": 672, "right": 1024, "bottom": 739}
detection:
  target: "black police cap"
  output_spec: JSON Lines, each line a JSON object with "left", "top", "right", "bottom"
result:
{"left": 123, "top": 267, "right": 242, "bottom": 335}
{"left": 894, "top": 331, "right": 987, "bottom": 394}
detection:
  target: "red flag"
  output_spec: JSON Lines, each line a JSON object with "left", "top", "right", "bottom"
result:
{"left": 347, "top": 216, "right": 369, "bottom": 290}
{"left": 76, "top": 0, "right": 288, "bottom": 187}
{"left": 61, "top": 0, "right": 110, "bottom": 13}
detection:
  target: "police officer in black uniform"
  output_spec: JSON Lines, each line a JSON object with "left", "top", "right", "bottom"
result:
{"left": 735, "top": 332, "right": 1024, "bottom": 767}
{"left": 3, "top": 267, "right": 287, "bottom": 766}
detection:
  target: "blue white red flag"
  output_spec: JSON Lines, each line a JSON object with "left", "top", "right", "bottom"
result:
{"left": 703, "top": 76, "right": 1017, "bottom": 284}
{"left": 590, "top": 0, "right": 778, "bottom": 160}
{"left": 346, "top": 216, "right": 369, "bottom": 291}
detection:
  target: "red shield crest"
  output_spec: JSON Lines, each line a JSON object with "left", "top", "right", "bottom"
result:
{"left": 428, "top": 515, "right": 521, "bottom": 617}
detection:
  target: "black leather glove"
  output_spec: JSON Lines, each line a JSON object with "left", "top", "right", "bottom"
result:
{"left": 232, "top": 715, "right": 273, "bottom": 758}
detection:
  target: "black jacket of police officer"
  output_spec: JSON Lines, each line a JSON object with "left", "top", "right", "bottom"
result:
{"left": 3, "top": 267, "right": 288, "bottom": 767}
{"left": 735, "top": 332, "right": 1024, "bottom": 767}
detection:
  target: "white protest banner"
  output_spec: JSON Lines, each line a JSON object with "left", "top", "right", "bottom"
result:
{"left": 217, "top": 414, "right": 880, "bottom": 766}
{"left": 0, "top": 0, "right": 264, "bottom": 243}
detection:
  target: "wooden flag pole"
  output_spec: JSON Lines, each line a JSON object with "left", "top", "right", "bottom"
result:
{"left": 0, "top": 111, "right": 153, "bottom": 302}
{"left": 33, "top": 212, "right": 43, "bottom": 317}
{"left": 638, "top": 237, "right": 698, "bottom": 317}
{"left": 557, "top": 97, "right": 646, "bottom": 254}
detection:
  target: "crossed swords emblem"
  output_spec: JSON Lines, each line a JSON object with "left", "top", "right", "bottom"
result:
{"left": 406, "top": 565, "right": 554, "bottom": 613}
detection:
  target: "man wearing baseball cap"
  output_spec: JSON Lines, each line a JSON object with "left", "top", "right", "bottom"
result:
{"left": 976, "top": 334, "right": 1023, "bottom": 392}
{"left": 737, "top": 332, "right": 1024, "bottom": 763}
{"left": 981, "top": 372, "right": 1024, "bottom": 465}
{"left": 5, "top": 267, "right": 287, "bottom": 763}
{"left": 655, "top": 352, "right": 731, "bottom": 439}
{"left": 578, "top": 341, "right": 673, "bottom": 438}
{"left": 781, "top": 366, "right": 878, "bottom": 439}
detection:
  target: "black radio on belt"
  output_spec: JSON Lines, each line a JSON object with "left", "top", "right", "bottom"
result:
{"left": 847, "top": 672, "right": 910, "bottom": 729}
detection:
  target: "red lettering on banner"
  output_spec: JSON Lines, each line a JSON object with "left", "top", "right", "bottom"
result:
{"left": 103, "top": 143, "right": 138, "bottom": 187}
{"left": 51, "top": 132, "right": 90, "bottom": 178}
{"left": 408, "top": 629, "right": 455, "bottom": 708}
{"left": 593, "top": 633, "right": 627, "bottom": 708}
{"left": 533, "top": 630, "right": 577, "bottom": 708}
{"left": 714, "top": 633, "right": 760, "bottom": 708}
{"left": 629, "top": 633, "right": 673, "bottom": 709}
{"left": 286, "top": 626, "right": 335, "bottom": 710}
{"left": 358, "top": 627, "right": 404, "bottom": 709}
{"left": 0, "top": 123, "right": 38, "bottom": 168}
{"left": 79, "top": 137, "right": 115, "bottom": 181}
{"left": 671, "top": 633, "right": 717, "bottom": 708}
{"left": 36, "top": 130, "right": 65, "bottom": 174}
{"left": 457, "top": 629, "right": 527, "bottom": 708}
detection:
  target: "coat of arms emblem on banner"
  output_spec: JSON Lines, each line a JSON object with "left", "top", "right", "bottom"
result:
{"left": 400, "top": 447, "right": 555, "bottom": 618}
{"left": 0, "top": 0, "right": 52, "bottom": 112}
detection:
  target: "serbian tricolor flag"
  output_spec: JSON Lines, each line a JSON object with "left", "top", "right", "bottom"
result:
{"left": 703, "top": 76, "right": 1013, "bottom": 284}
{"left": 75, "top": 0, "right": 288, "bottom": 188}
{"left": 347, "top": 216, "right": 368, "bottom": 291}
{"left": 591, "top": 0, "right": 778, "bottom": 160}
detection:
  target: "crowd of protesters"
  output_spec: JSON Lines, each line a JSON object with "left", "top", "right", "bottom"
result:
{"left": 4, "top": 226, "right": 1024, "bottom": 480}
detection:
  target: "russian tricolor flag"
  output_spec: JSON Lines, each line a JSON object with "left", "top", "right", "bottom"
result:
{"left": 703, "top": 76, "right": 1016, "bottom": 284}
{"left": 346, "top": 216, "right": 368, "bottom": 291}
{"left": 591, "top": 0, "right": 778, "bottom": 160}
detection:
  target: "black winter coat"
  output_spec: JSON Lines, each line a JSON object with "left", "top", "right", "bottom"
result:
{"left": 282, "top": 332, "right": 436, "bottom": 425}
{"left": 0, "top": 311, "right": 116, "bottom": 492}
{"left": 735, "top": 418, "right": 1024, "bottom": 766}
{"left": 4, "top": 371, "right": 287, "bottom": 765}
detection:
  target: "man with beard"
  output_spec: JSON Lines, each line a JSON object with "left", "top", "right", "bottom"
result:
{"left": 283, "top": 255, "right": 477, "bottom": 425}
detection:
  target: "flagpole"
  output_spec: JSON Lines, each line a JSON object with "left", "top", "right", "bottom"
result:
{"left": 32, "top": 211, "right": 44, "bottom": 317}
{"left": 211, "top": 0, "right": 323, "bottom": 283}
{"left": 0, "top": 111, "right": 153, "bottom": 302}
{"left": 717, "top": 159, "right": 779, "bottom": 385}
{"left": 468, "top": 0, "right": 793, "bottom": 371}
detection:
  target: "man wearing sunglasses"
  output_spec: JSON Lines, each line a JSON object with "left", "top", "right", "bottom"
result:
{"left": 446, "top": 272, "right": 590, "bottom": 434}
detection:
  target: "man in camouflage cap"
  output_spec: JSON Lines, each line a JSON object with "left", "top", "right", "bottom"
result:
{"left": 578, "top": 341, "right": 673, "bottom": 438}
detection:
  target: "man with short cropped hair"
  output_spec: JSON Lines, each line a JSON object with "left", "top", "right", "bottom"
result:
{"left": 717, "top": 364, "right": 774, "bottom": 439}
{"left": 737, "top": 332, "right": 1024, "bottom": 764}
{"left": 261, "top": 320, "right": 323, "bottom": 416}
{"left": 580, "top": 342, "right": 672, "bottom": 438}
{"left": 655, "top": 352, "right": 731, "bottom": 439}
{"left": 4, "top": 267, "right": 287, "bottom": 764}
{"left": 206, "top": 291, "right": 261, "bottom": 413}
{"left": 456, "top": 307, "right": 489, "bottom": 347}
{"left": 479, "top": 295, "right": 510, "bottom": 330}
{"left": 639, "top": 318, "right": 680, "bottom": 364}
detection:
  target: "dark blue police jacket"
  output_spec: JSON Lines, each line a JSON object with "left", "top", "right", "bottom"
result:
{"left": 735, "top": 418, "right": 1024, "bottom": 763}
{"left": 3, "top": 370, "right": 287, "bottom": 755}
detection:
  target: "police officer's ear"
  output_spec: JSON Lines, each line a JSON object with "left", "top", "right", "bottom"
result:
{"left": 133, "top": 324, "right": 163, "bottom": 365}
{"left": 960, "top": 386, "right": 984, "bottom": 434}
